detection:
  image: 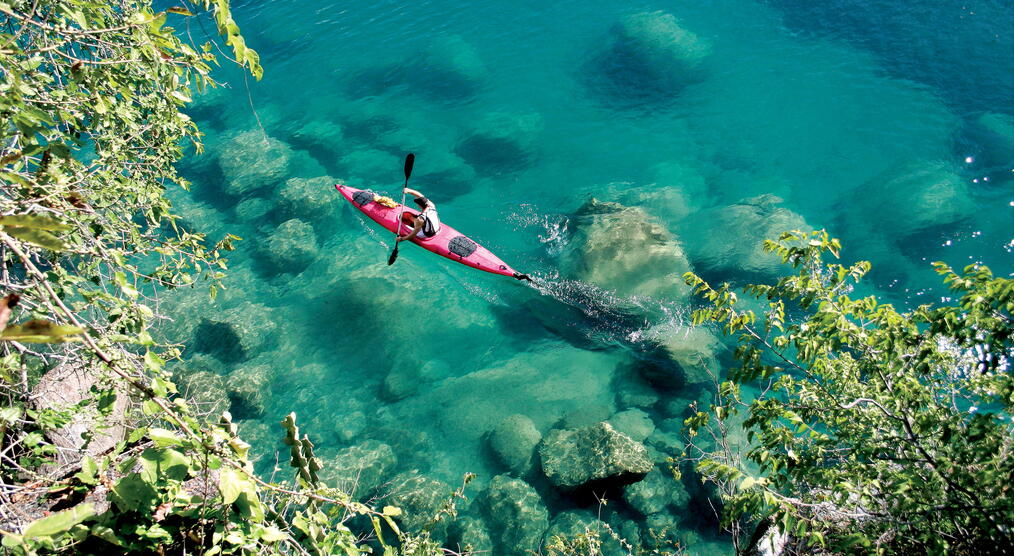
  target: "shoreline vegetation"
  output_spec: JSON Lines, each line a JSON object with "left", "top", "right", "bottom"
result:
{"left": 2, "top": 1, "right": 1012, "bottom": 555}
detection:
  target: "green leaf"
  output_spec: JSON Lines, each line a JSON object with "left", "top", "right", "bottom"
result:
{"left": 258, "top": 525, "right": 287, "bottom": 543}
{"left": 139, "top": 447, "right": 190, "bottom": 483}
{"left": 0, "top": 320, "right": 83, "bottom": 343}
{"left": 149, "top": 427, "right": 181, "bottom": 448}
{"left": 3, "top": 226, "right": 66, "bottom": 251}
{"left": 0, "top": 406, "right": 22, "bottom": 424}
{"left": 74, "top": 455, "right": 99, "bottom": 485}
{"left": 0, "top": 215, "right": 72, "bottom": 231}
{"left": 110, "top": 473, "right": 158, "bottom": 512}
{"left": 218, "top": 467, "right": 245, "bottom": 505}
{"left": 23, "top": 503, "right": 94, "bottom": 539}
{"left": 382, "top": 505, "right": 401, "bottom": 517}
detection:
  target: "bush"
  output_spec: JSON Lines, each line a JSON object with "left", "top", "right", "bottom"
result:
{"left": 680, "top": 230, "right": 1014, "bottom": 554}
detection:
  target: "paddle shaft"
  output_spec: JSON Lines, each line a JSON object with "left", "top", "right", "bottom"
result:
{"left": 388, "top": 153, "right": 415, "bottom": 265}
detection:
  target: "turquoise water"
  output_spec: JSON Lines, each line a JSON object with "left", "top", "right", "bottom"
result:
{"left": 167, "top": 0, "right": 1014, "bottom": 553}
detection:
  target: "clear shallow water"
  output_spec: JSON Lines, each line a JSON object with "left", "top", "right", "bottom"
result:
{"left": 166, "top": 0, "right": 1013, "bottom": 553}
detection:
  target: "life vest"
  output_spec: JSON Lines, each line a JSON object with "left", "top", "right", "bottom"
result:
{"left": 420, "top": 206, "right": 441, "bottom": 237}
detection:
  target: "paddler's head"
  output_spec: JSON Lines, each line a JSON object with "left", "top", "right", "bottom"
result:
{"left": 413, "top": 196, "right": 430, "bottom": 209}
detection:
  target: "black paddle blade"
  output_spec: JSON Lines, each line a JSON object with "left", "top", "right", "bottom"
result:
{"left": 404, "top": 153, "right": 415, "bottom": 180}
{"left": 387, "top": 244, "right": 399, "bottom": 266}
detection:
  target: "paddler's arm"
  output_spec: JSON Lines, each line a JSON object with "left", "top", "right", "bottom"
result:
{"left": 397, "top": 218, "right": 424, "bottom": 242}
{"left": 404, "top": 187, "right": 424, "bottom": 198}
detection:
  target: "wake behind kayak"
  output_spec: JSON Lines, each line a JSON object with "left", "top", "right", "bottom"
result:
{"left": 335, "top": 184, "right": 531, "bottom": 281}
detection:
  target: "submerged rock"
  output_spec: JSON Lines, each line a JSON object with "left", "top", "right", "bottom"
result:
{"left": 685, "top": 194, "right": 810, "bottom": 283}
{"left": 176, "top": 370, "right": 230, "bottom": 418}
{"left": 225, "top": 365, "right": 270, "bottom": 419}
{"left": 449, "top": 516, "right": 494, "bottom": 554}
{"left": 487, "top": 414, "right": 542, "bottom": 477}
{"left": 319, "top": 440, "right": 397, "bottom": 499}
{"left": 543, "top": 510, "right": 605, "bottom": 549}
{"left": 539, "top": 422, "right": 653, "bottom": 490}
{"left": 278, "top": 176, "right": 338, "bottom": 222}
{"left": 380, "top": 365, "right": 419, "bottom": 402}
{"left": 218, "top": 130, "right": 293, "bottom": 196}
{"left": 455, "top": 111, "right": 542, "bottom": 175}
{"left": 562, "top": 199, "right": 693, "bottom": 301}
{"left": 479, "top": 474, "right": 549, "bottom": 555}
{"left": 607, "top": 409, "right": 655, "bottom": 442}
{"left": 654, "top": 326, "right": 722, "bottom": 388}
{"left": 191, "top": 301, "right": 278, "bottom": 363}
{"left": 333, "top": 410, "right": 367, "bottom": 444}
{"left": 849, "top": 161, "right": 975, "bottom": 241}
{"left": 233, "top": 197, "right": 272, "bottom": 225}
{"left": 592, "top": 11, "right": 710, "bottom": 102}
{"left": 265, "top": 218, "right": 319, "bottom": 273}
{"left": 384, "top": 471, "right": 454, "bottom": 543}
{"left": 415, "top": 35, "right": 489, "bottom": 102}
{"left": 624, "top": 468, "right": 690, "bottom": 517}
{"left": 968, "top": 112, "right": 1014, "bottom": 170}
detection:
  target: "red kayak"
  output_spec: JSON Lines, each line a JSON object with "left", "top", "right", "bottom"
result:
{"left": 336, "top": 184, "right": 530, "bottom": 280}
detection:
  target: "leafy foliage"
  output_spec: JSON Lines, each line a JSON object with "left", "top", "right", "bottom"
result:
{"left": 680, "top": 230, "right": 1014, "bottom": 554}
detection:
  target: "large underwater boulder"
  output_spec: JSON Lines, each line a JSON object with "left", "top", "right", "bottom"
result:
{"left": 607, "top": 409, "right": 655, "bottom": 443}
{"left": 449, "top": 516, "right": 494, "bottom": 554}
{"left": 225, "top": 365, "right": 270, "bottom": 419}
{"left": 333, "top": 410, "right": 367, "bottom": 444}
{"left": 319, "top": 440, "right": 397, "bottom": 499}
{"left": 561, "top": 198, "right": 693, "bottom": 301}
{"left": 623, "top": 468, "right": 690, "bottom": 517}
{"left": 233, "top": 197, "right": 272, "bottom": 226}
{"left": 967, "top": 112, "right": 1014, "bottom": 170}
{"left": 175, "top": 371, "right": 229, "bottom": 418}
{"left": 847, "top": 161, "right": 975, "bottom": 242}
{"left": 190, "top": 301, "right": 278, "bottom": 363}
{"left": 487, "top": 414, "right": 542, "bottom": 477}
{"left": 539, "top": 422, "right": 653, "bottom": 490}
{"left": 479, "top": 474, "right": 550, "bottom": 556}
{"left": 415, "top": 35, "right": 489, "bottom": 102}
{"left": 278, "top": 176, "right": 339, "bottom": 222}
{"left": 384, "top": 471, "right": 454, "bottom": 543}
{"left": 653, "top": 326, "right": 722, "bottom": 388}
{"left": 455, "top": 111, "right": 542, "bottom": 175}
{"left": 543, "top": 510, "right": 605, "bottom": 549}
{"left": 265, "top": 218, "right": 319, "bottom": 273}
{"left": 593, "top": 11, "right": 710, "bottom": 101}
{"left": 380, "top": 369, "right": 417, "bottom": 402}
{"left": 218, "top": 130, "right": 293, "bottom": 196}
{"left": 685, "top": 194, "right": 810, "bottom": 283}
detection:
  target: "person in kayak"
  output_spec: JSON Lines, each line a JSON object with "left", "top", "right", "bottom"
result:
{"left": 397, "top": 188, "right": 441, "bottom": 242}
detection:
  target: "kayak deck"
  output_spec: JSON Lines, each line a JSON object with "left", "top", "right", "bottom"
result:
{"left": 336, "top": 184, "right": 527, "bottom": 280}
